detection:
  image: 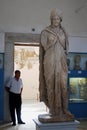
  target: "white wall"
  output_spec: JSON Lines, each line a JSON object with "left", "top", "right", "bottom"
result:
{"left": 0, "top": 0, "right": 87, "bottom": 34}
{"left": 69, "top": 37, "right": 87, "bottom": 53}
{"left": 0, "top": 0, "right": 87, "bottom": 52}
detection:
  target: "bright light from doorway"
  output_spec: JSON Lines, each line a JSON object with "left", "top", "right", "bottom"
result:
{"left": 14, "top": 45, "right": 39, "bottom": 100}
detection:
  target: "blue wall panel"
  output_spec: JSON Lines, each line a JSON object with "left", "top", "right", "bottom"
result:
{"left": 0, "top": 53, "right": 4, "bottom": 120}
{"left": 69, "top": 103, "right": 87, "bottom": 118}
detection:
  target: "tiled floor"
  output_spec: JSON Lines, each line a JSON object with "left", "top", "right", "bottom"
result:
{"left": 0, "top": 100, "right": 87, "bottom": 130}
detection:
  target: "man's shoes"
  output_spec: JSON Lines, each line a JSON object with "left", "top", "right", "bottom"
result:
{"left": 12, "top": 122, "right": 16, "bottom": 126}
{"left": 18, "top": 121, "right": 25, "bottom": 124}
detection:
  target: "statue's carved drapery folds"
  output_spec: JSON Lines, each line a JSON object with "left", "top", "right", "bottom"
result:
{"left": 39, "top": 9, "right": 74, "bottom": 122}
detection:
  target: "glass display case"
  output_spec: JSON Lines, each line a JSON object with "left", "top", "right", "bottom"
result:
{"left": 68, "top": 53, "right": 87, "bottom": 103}
{"left": 69, "top": 78, "right": 87, "bottom": 103}
{"left": 67, "top": 53, "right": 87, "bottom": 70}
{"left": 68, "top": 53, "right": 87, "bottom": 118}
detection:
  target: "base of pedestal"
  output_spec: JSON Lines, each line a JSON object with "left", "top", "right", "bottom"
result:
{"left": 33, "top": 119, "right": 80, "bottom": 130}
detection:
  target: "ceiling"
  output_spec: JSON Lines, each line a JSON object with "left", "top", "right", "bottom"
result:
{"left": 0, "top": 0, "right": 87, "bottom": 36}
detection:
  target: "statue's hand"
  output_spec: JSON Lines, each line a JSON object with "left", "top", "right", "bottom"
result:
{"left": 48, "top": 34, "right": 57, "bottom": 44}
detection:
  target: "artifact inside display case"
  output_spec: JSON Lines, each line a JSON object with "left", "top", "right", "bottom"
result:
{"left": 73, "top": 55, "right": 81, "bottom": 70}
{"left": 69, "top": 78, "right": 87, "bottom": 103}
{"left": 67, "top": 53, "right": 87, "bottom": 70}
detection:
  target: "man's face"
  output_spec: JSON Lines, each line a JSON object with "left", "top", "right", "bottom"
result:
{"left": 51, "top": 15, "right": 61, "bottom": 27}
{"left": 15, "top": 72, "right": 20, "bottom": 79}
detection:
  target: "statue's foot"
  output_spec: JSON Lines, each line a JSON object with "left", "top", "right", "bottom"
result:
{"left": 38, "top": 113, "right": 75, "bottom": 123}
{"left": 64, "top": 111, "right": 74, "bottom": 119}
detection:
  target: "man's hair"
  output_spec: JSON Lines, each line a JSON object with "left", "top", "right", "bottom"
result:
{"left": 15, "top": 70, "right": 21, "bottom": 74}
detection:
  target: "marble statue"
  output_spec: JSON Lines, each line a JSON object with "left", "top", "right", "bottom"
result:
{"left": 39, "top": 9, "right": 74, "bottom": 123}
{"left": 67, "top": 58, "right": 70, "bottom": 70}
{"left": 73, "top": 55, "right": 81, "bottom": 70}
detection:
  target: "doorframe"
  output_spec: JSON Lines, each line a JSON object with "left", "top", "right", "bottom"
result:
{"left": 4, "top": 32, "right": 40, "bottom": 122}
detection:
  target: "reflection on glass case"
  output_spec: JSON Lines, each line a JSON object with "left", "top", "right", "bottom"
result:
{"left": 67, "top": 53, "right": 87, "bottom": 70}
{"left": 69, "top": 78, "right": 87, "bottom": 103}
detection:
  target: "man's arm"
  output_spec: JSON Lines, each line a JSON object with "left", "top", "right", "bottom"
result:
{"left": 5, "top": 77, "right": 12, "bottom": 92}
{"left": 20, "top": 88, "right": 23, "bottom": 94}
{"left": 5, "top": 86, "right": 10, "bottom": 92}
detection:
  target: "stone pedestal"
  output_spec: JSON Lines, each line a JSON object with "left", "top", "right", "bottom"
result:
{"left": 33, "top": 119, "right": 80, "bottom": 130}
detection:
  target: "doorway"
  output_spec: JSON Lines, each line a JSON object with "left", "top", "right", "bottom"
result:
{"left": 14, "top": 43, "right": 39, "bottom": 101}
{"left": 4, "top": 33, "right": 40, "bottom": 122}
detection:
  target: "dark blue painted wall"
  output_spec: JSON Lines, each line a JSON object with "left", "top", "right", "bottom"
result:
{"left": 69, "top": 102, "right": 87, "bottom": 118}
{"left": 0, "top": 53, "right": 4, "bottom": 120}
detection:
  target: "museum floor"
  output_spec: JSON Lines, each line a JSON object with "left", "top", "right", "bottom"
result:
{"left": 0, "top": 100, "right": 87, "bottom": 130}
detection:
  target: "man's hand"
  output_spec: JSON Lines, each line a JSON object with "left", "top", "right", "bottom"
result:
{"left": 5, "top": 86, "right": 10, "bottom": 92}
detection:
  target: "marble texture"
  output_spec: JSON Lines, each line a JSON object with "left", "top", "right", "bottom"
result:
{"left": 39, "top": 9, "right": 74, "bottom": 122}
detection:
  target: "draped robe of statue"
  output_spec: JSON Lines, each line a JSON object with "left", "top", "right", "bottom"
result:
{"left": 39, "top": 25, "right": 74, "bottom": 122}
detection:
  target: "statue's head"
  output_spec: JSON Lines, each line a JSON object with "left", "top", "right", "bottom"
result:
{"left": 50, "top": 9, "right": 63, "bottom": 21}
{"left": 50, "top": 9, "right": 63, "bottom": 27}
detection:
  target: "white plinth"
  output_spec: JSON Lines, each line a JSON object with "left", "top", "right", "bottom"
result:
{"left": 33, "top": 119, "right": 80, "bottom": 130}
